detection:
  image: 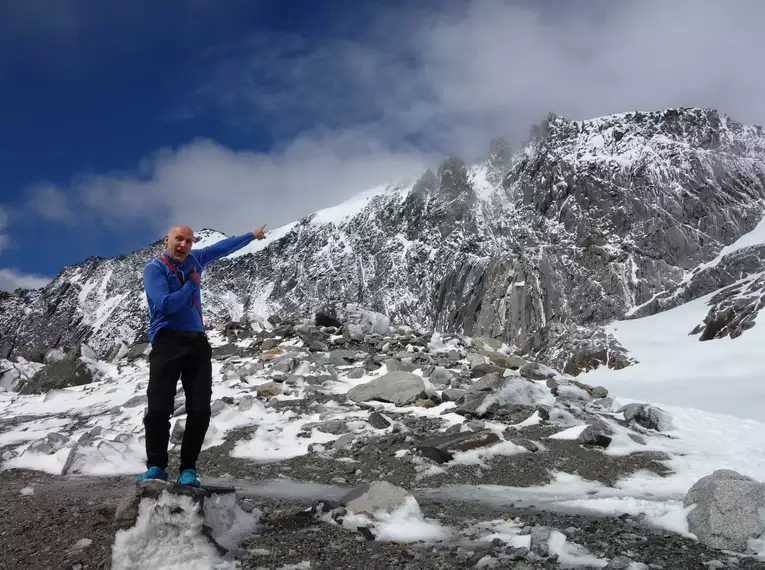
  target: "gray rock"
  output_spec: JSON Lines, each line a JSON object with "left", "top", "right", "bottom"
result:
{"left": 257, "top": 381, "right": 283, "bottom": 397}
{"left": 470, "top": 362, "right": 505, "bottom": 378}
{"left": 122, "top": 394, "right": 148, "bottom": 408}
{"left": 44, "top": 348, "right": 67, "bottom": 364}
{"left": 578, "top": 423, "right": 613, "bottom": 448}
{"left": 417, "top": 429, "right": 500, "bottom": 463}
{"left": 18, "top": 358, "right": 95, "bottom": 394}
{"left": 273, "top": 357, "right": 298, "bottom": 374}
{"left": 171, "top": 419, "right": 185, "bottom": 444}
{"left": 314, "top": 419, "right": 349, "bottom": 435}
{"left": 683, "top": 469, "right": 765, "bottom": 551}
{"left": 591, "top": 386, "right": 609, "bottom": 399}
{"left": 529, "top": 526, "right": 552, "bottom": 557}
{"left": 261, "top": 338, "right": 279, "bottom": 351}
{"left": 309, "top": 340, "right": 329, "bottom": 352}
{"left": 605, "top": 556, "right": 635, "bottom": 570}
{"left": 295, "top": 324, "right": 329, "bottom": 347}
{"left": 347, "top": 367, "right": 365, "bottom": 379}
{"left": 456, "top": 374, "right": 552, "bottom": 417}
{"left": 28, "top": 433, "right": 69, "bottom": 454}
{"left": 368, "top": 412, "right": 392, "bottom": 429}
{"left": 618, "top": 403, "right": 672, "bottom": 431}
{"left": 385, "top": 358, "right": 415, "bottom": 373}
{"left": 441, "top": 388, "right": 467, "bottom": 402}
{"left": 347, "top": 371, "right": 426, "bottom": 406}
{"left": 519, "top": 361, "right": 557, "bottom": 381}
{"left": 237, "top": 396, "right": 255, "bottom": 411}
{"left": 427, "top": 366, "right": 453, "bottom": 386}
{"left": 126, "top": 343, "right": 149, "bottom": 361}
{"left": 342, "top": 481, "right": 412, "bottom": 515}
{"left": 210, "top": 399, "right": 227, "bottom": 416}
{"left": 331, "top": 433, "right": 356, "bottom": 450}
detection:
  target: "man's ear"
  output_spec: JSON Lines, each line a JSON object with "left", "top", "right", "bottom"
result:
{"left": 163, "top": 236, "right": 169, "bottom": 246}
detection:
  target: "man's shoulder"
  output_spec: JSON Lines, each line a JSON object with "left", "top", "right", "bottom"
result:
{"left": 143, "top": 257, "right": 166, "bottom": 273}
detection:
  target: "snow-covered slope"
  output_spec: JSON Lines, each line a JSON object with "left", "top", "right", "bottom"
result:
{"left": 581, "top": 214, "right": 765, "bottom": 422}
{"left": 2, "top": 107, "right": 765, "bottom": 377}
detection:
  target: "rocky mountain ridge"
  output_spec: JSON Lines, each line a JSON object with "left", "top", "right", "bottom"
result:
{"left": 2, "top": 106, "right": 765, "bottom": 376}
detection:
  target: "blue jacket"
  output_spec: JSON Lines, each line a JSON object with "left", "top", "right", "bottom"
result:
{"left": 143, "top": 233, "right": 255, "bottom": 343}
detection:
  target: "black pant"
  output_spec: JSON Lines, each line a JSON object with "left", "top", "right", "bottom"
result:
{"left": 144, "top": 329, "right": 212, "bottom": 472}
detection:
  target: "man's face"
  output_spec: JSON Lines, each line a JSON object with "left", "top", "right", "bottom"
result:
{"left": 164, "top": 225, "right": 194, "bottom": 261}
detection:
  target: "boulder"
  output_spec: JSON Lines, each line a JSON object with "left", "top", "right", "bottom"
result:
{"left": 519, "top": 361, "right": 557, "bottom": 381}
{"left": 455, "top": 374, "right": 554, "bottom": 418}
{"left": 126, "top": 343, "right": 150, "bottom": 362}
{"left": 683, "top": 469, "right": 765, "bottom": 552}
{"left": 347, "top": 371, "right": 426, "bottom": 406}
{"left": 417, "top": 428, "right": 501, "bottom": 463}
{"left": 342, "top": 481, "right": 411, "bottom": 515}
{"left": 18, "top": 357, "right": 95, "bottom": 394}
{"left": 618, "top": 403, "right": 672, "bottom": 431}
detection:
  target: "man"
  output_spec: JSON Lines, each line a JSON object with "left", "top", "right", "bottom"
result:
{"left": 138, "top": 223, "right": 266, "bottom": 486}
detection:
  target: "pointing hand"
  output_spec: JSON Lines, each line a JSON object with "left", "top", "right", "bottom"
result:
{"left": 253, "top": 224, "right": 267, "bottom": 240}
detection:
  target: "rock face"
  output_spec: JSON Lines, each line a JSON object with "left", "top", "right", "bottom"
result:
{"left": 2, "top": 108, "right": 765, "bottom": 376}
{"left": 683, "top": 469, "right": 765, "bottom": 552}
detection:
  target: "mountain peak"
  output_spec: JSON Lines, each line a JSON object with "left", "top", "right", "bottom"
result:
{"left": 2, "top": 107, "right": 765, "bottom": 377}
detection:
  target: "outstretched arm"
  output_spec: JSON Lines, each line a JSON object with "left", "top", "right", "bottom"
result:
{"left": 144, "top": 262, "right": 198, "bottom": 315}
{"left": 193, "top": 225, "right": 267, "bottom": 267}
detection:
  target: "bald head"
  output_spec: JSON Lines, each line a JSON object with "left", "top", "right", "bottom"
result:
{"left": 163, "top": 224, "right": 194, "bottom": 261}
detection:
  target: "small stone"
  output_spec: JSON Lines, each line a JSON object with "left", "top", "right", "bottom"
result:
{"left": 605, "top": 556, "right": 635, "bottom": 570}
{"left": 347, "top": 368, "right": 365, "bottom": 379}
{"left": 368, "top": 412, "right": 391, "bottom": 429}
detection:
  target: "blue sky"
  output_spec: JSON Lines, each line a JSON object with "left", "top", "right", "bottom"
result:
{"left": 1, "top": 0, "right": 763, "bottom": 291}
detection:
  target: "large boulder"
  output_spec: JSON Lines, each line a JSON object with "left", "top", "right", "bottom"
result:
{"left": 347, "top": 371, "right": 426, "bottom": 406}
{"left": 342, "top": 481, "right": 412, "bottom": 515}
{"left": 417, "top": 428, "right": 501, "bottom": 463}
{"left": 332, "top": 303, "right": 391, "bottom": 340}
{"left": 17, "top": 357, "right": 95, "bottom": 394}
{"left": 617, "top": 403, "right": 672, "bottom": 431}
{"left": 455, "top": 373, "right": 554, "bottom": 418}
{"left": 683, "top": 469, "right": 765, "bottom": 552}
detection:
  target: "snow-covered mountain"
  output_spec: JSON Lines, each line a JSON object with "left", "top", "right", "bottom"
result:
{"left": 3, "top": 107, "right": 765, "bottom": 375}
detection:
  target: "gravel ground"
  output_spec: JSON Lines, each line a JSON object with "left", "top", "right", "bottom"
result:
{"left": 0, "top": 469, "right": 132, "bottom": 570}
{"left": 193, "top": 415, "right": 671, "bottom": 492}
{"left": 2, "top": 466, "right": 765, "bottom": 570}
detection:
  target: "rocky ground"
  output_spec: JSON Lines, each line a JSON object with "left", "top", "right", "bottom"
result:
{"left": 2, "top": 467, "right": 764, "bottom": 570}
{"left": 2, "top": 309, "right": 765, "bottom": 568}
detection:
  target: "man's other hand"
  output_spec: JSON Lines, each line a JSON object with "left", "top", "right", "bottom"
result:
{"left": 253, "top": 224, "right": 267, "bottom": 240}
{"left": 189, "top": 267, "right": 201, "bottom": 285}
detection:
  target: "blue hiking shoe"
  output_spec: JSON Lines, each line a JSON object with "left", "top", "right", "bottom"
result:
{"left": 137, "top": 466, "right": 168, "bottom": 482}
{"left": 176, "top": 468, "right": 200, "bottom": 487}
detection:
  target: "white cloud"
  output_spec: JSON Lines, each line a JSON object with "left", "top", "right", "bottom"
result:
{"left": 0, "top": 268, "right": 52, "bottom": 292}
{"left": 27, "top": 184, "right": 76, "bottom": 224}
{"left": 205, "top": 0, "right": 765, "bottom": 155}
{"left": 24, "top": 0, "right": 765, "bottom": 235}
{"left": 36, "top": 132, "right": 432, "bottom": 235}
